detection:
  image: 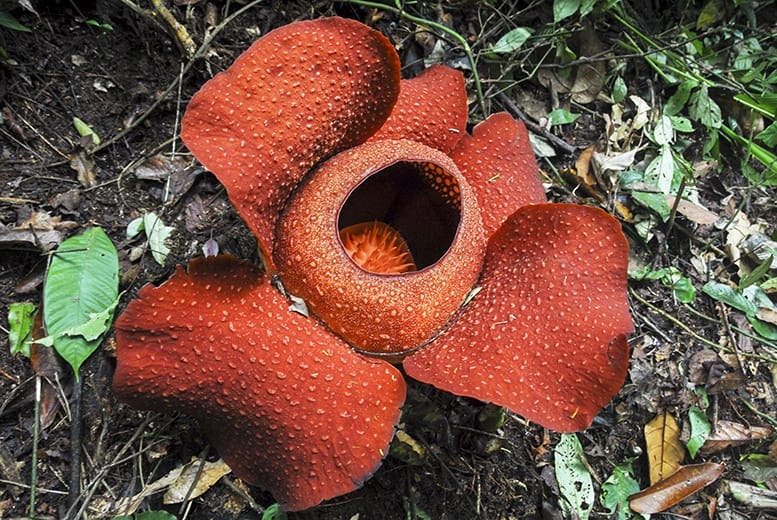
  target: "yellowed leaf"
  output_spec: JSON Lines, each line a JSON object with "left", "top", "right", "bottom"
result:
{"left": 645, "top": 412, "right": 684, "bottom": 485}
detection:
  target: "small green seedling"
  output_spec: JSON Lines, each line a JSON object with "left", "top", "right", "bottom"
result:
{"left": 73, "top": 116, "right": 101, "bottom": 145}
{"left": 127, "top": 212, "right": 173, "bottom": 266}
{"left": 8, "top": 302, "right": 37, "bottom": 357}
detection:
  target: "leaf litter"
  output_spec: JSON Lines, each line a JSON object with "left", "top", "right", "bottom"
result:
{"left": 0, "top": 1, "right": 776, "bottom": 519}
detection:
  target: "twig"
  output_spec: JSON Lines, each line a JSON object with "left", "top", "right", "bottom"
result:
{"left": 497, "top": 93, "right": 578, "bottom": 155}
{"left": 664, "top": 175, "right": 686, "bottom": 243}
{"left": 629, "top": 287, "right": 728, "bottom": 351}
{"left": 93, "top": 0, "right": 265, "bottom": 154}
{"left": 150, "top": 0, "right": 197, "bottom": 59}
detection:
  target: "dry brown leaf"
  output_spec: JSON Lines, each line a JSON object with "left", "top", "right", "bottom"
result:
{"left": 629, "top": 462, "right": 725, "bottom": 514}
{"left": 68, "top": 149, "right": 97, "bottom": 187}
{"left": 645, "top": 412, "right": 684, "bottom": 485}
{"left": 574, "top": 145, "right": 597, "bottom": 188}
{"left": 701, "top": 420, "right": 773, "bottom": 455}
{"left": 0, "top": 212, "right": 79, "bottom": 252}
{"left": 536, "top": 23, "right": 606, "bottom": 104}
{"left": 29, "top": 307, "right": 66, "bottom": 430}
{"left": 568, "top": 24, "right": 606, "bottom": 104}
{"left": 664, "top": 195, "right": 720, "bottom": 225}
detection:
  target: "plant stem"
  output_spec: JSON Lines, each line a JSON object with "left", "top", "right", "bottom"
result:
{"left": 68, "top": 377, "right": 83, "bottom": 513}
{"left": 29, "top": 376, "right": 41, "bottom": 519}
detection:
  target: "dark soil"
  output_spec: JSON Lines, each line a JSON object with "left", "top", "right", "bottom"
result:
{"left": 1, "top": 1, "right": 775, "bottom": 519}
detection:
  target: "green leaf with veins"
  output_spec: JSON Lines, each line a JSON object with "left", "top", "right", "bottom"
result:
{"left": 43, "top": 227, "right": 118, "bottom": 379}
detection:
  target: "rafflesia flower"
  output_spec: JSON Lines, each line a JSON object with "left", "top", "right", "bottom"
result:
{"left": 113, "top": 17, "right": 633, "bottom": 511}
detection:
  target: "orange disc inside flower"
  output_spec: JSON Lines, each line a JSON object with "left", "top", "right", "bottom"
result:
{"left": 340, "top": 221, "right": 417, "bottom": 274}
{"left": 274, "top": 139, "right": 486, "bottom": 356}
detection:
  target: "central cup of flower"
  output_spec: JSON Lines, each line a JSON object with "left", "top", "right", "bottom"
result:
{"left": 275, "top": 139, "right": 487, "bottom": 355}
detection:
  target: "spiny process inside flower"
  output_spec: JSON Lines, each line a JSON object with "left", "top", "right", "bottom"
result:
{"left": 337, "top": 160, "right": 462, "bottom": 271}
{"left": 339, "top": 221, "right": 416, "bottom": 274}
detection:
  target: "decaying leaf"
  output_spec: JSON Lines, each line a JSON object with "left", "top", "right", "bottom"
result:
{"left": 645, "top": 412, "right": 684, "bottom": 484}
{"left": 701, "top": 420, "right": 772, "bottom": 455}
{"left": 629, "top": 462, "right": 725, "bottom": 513}
{"left": 163, "top": 458, "right": 232, "bottom": 504}
{"left": 741, "top": 454, "right": 777, "bottom": 482}
{"left": 0, "top": 212, "right": 78, "bottom": 252}
{"left": 68, "top": 148, "right": 97, "bottom": 187}
{"left": 664, "top": 195, "right": 720, "bottom": 225}
{"left": 106, "top": 458, "right": 230, "bottom": 516}
{"left": 555, "top": 433, "right": 594, "bottom": 520}
{"left": 536, "top": 23, "right": 606, "bottom": 104}
{"left": 29, "top": 309, "right": 66, "bottom": 430}
{"left": 134, "top": 154, "right": 201, "bottom": 202}
{"left": 390, "top": 430, "right": 427, "bottom": 466}
{"left": 724, "top": 480, "right": 777, "bottom": 510}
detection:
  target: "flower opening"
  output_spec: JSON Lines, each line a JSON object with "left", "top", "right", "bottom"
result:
{"left": 338, "top": 160, "right": 462, "bottom": 272}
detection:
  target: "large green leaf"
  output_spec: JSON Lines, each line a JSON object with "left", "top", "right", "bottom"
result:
{"left": 43, "top": 227, "right": 118, "bottom": 378}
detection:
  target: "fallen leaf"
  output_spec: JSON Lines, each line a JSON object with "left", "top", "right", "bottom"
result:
{"left": 163, "top": 458, "right": 232, "bottom": 504}
{"left": 107, "top": 457, "right": 230, "bottom": 516}
{"left": 701, "top": 420, "right": 772, "bottom": 455}
{"left": 645, "top": 412, "right": 684, "bottom": 485}
{"left": 68, "top": 149, "right": 97, "bottom": 187}
{"left": 629, "top": 462, "right": 725, "bottom": 513}
{"left": 536, "top": 23, "right": 606, "bottom": 104}
{"left": 30, "top": 310, "right": 67, "bottom": 430}
{"left": 0, "top": 226, "right": 64, "bottom": 252}
{"left": 574, "top": 145, "right": 598, "bottom": 189}
{"left": 757, "top": 307, "right": 777, "bottom": 325}
{"left": 724, "top": 480, "right": 777, "bottom": 509}
{"left": 664, "top": 195, "right": 720, "bottom": 225}
{"left": 143, "top": 212, "right": 173, "bottom": 266}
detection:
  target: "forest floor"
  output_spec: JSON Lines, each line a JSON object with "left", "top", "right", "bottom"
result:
{"left": 1, "top": 1, "right": 776, "bottom": 519}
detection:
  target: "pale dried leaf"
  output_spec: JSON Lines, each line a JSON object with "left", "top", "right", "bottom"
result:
{"left": 664, "top": 195, "right": 720, "bottom": 225}
{"left": 629, "top": 95, "right": 652, "bottom": 131}
{"left": 645, "top": 412, "right": 684, "bottom": 485}
{"left": 757, "top": 307, "right": 777, "bottom": 325}
{"left": 592, "top": 147, "right": 643, "bottom": 175}
{"left": 109, "top": 457, "right": 230, "bottom": 516}
{"left": 163, "top": 458, "right": 231, "bottom": 504}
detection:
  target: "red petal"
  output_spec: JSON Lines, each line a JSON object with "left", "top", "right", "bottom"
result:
{"left": 403, "top": 204, "right": 632, "bottom": 432}
{"left": 181, "top": 18, "right": 401, "bottom": 270}
{"left": 451, "top": 113, "right": 547, "bottom": 237}
{"left": 368, "top": 65, "right": 468, "bottom": 153}
{"left": 113, "top": 257, "right": 406, "bottom": 511}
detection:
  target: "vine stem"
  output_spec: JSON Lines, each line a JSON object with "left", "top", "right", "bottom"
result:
{"left": 341, "top": 0, "right": 487, "bottom": 116}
